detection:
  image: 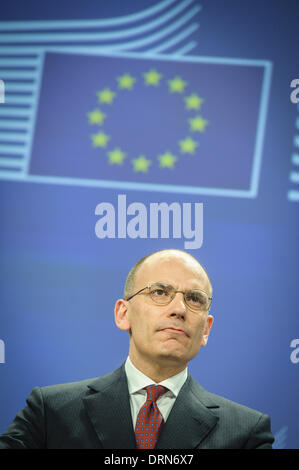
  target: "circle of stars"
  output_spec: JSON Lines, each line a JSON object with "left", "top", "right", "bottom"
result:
{"left": 87, "top": 70, "right": 209, "bottom": 173}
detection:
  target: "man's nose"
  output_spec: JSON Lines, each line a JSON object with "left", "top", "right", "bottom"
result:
{"left": 168, "top": 292, "right": 186, "bottom": 319}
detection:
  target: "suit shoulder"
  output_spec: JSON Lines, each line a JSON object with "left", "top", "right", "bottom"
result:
{"left": 190, "top": 378, "right": 267, "bottom": 420}
{"left": 40, "top": 377, "right": 95, "bottom": 395}
{"left": 37, "top": 366, "right": 123, "bottom": 402}
{"left": 206, "top": 390, "right": 265, "bottom": 418}
{"left": 188, "top": 378, "right": 274, "bottom": 448}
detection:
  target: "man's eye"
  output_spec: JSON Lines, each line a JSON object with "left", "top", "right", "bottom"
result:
{"left": 152, "top": 288, "right": 168, "bottom": 297}
{"left": 187, "top": 292, "right": 204, "bottom": 304}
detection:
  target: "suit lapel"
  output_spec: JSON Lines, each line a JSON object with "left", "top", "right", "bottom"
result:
{"left": 83, "top": 367, "right": 219, "bottom": 449}
{"left": 83, "top": 365, "right": 136, "bottom": 449}
{"left": 156, "top": 375, "right": 219, "bottom": 449}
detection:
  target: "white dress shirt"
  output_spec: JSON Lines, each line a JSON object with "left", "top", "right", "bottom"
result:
{"left": 124, "top": 356, "right": 188, "bottom": 429}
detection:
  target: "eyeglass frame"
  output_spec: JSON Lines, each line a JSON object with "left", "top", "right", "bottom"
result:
{"left": 125, "top": 282, "right": 212, "bottom": 312}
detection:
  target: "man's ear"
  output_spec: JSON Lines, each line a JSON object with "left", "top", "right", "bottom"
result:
{"left": 201, "top": 314, "right": 214, "bottom": 347}
{"left": 114, "top": 299, "right": 131, "bottom": 331}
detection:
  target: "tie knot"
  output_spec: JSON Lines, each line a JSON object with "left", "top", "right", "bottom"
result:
{"left": 145, "top": 384, "right": 168, "bottom": 403}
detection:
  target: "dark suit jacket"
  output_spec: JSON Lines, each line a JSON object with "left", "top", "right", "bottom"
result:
{"left": 0, "top": 364, "right": 274, "bottom": 449}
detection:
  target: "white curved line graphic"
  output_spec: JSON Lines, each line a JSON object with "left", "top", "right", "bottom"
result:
{"left": 0, "top": 0, "right": 178, "bottom": 30}
{"left": 0, "top": 0, "right": 199, "bottom": 43}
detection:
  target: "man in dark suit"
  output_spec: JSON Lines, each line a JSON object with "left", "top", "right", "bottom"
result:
{"left": 0, "top": 249, "right": 274, "bottom": 449}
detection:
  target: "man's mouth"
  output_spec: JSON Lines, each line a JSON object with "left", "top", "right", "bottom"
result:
{"left": 159, "top": 326, "right": 188, "bottom": 337}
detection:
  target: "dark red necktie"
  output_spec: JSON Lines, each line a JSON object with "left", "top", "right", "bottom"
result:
{"left": 135, "top": 384, "right": 168, "bottom": 449}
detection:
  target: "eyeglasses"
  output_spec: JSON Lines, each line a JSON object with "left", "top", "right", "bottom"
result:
{"left": 125, "top": 282, "right": 212, "bottom": 313}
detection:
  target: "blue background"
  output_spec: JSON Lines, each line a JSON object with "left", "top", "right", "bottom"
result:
{"left": 0, "top": 0, "right": 298, "bottom": 449}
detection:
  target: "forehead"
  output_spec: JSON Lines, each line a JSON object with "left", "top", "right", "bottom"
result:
{"left": 135, "top": 252, "right": 210, "bottom": 292}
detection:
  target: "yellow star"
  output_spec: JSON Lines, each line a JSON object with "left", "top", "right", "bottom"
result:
{"left": 117, "top": 73, "right": 136, "bottom": 90}
{"left": 91, "top": 131, "right": 110, "bottom": 148}
{"left": 97, "top": 88, "right": 116, "bottom": 105}
{"left": 168, "top": 76, "right": 187, "bottom": 93}
{"left": 132, "top": 155, "right": 151, "bottom": 173}
{"left": 107, "top": 148, "right": 127, "bottom": 165}
{"left": 87, "top": 109, "right": 106, "bottom": 125}
{"left": 158, "top": 151, "right": 177, "bottom": 169}
{"left": 184, "top": 93, "right": 204, "bottom": 110}
{"left": 179, "top": 137, "right": 198, "bottom": 154}
{"left": 189, "top": 116, "right": 209, "bottom": 132}
{"left": 143, "top": 69, "right": 163, "bottom": 86}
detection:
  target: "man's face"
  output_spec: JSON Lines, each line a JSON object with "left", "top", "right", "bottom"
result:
{"left": 116, "top": 252, "right": 213, "bottom": 370}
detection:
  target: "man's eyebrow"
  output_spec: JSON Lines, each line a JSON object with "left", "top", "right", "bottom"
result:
{"left": 152, "top": 281, "right": 173, "bottom": 288}
{"left": 153, "top": 282, "right": 206, "bottom": 292}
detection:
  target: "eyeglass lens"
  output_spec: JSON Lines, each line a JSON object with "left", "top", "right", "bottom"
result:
{"left": 149, "top": 283, "right": 209, "bottom": 311}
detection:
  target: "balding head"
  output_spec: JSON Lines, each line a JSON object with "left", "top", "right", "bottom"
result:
{"left": 123, "top": 249, "right": 212, "bottom": 300}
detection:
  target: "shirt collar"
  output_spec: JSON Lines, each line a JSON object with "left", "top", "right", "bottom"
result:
{"left": 125, "top": 356, "right": 188, "bottom": 398}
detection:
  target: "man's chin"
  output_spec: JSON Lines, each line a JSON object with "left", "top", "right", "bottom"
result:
{"left": 156, "top": 344, "right": 190, "bottom": 364}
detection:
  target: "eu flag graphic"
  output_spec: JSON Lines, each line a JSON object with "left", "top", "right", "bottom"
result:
{"left": 29, "top": 51, "right": 269, "bottom": 194}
